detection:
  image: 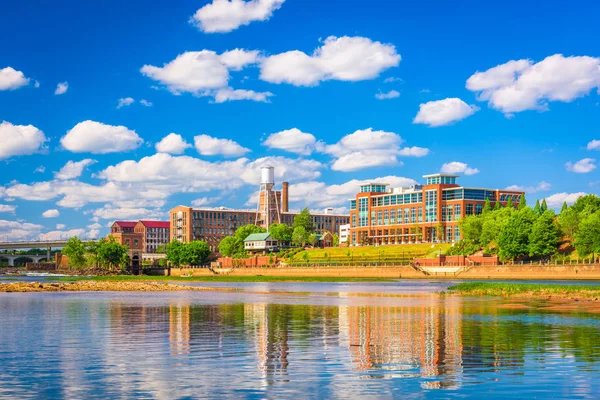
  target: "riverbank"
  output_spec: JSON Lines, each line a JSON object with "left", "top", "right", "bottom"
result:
{"left": 54, "top": 275, "right": 392, "bottom": 283}
{"left": 449, "top": 282, "right": 600, "bottom": 302}
{"left": 0, "top": 281, "right": 237, "bottom": 293}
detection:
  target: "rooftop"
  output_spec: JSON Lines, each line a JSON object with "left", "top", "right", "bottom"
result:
{"left": 139, "top": 220, "right": 170, "bottom": 229}
{"left": 114, "top": 221, "right": 137, "bottom": 228}
{"left": 244, "top": 233, "right": 271, "bottom": 242}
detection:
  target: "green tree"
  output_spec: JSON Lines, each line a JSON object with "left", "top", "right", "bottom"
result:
{"left": 234, "top": 224, "right": 266, "bottom": 241}
{"left": 493, "top": 201, "right": 503, "bottom": 211}
{"left": 498, "top": 208, "right": 536, "bottom": 261}
{"left": 181, "top": 241, "right": 211, "bottom": 265}
{"left": 519, "top": 193, "right": 527, "bottom": 210}
{"left": 268, "top": 223, "right": 294, "bottom": 241}
{"left": 332, "top": 233, "right": 340, "bottom": 247}
{"left": 308, "top": 233, "right": 318, "bottom": 247}
{"left": 218, "top": 236, "right": 242, "bottom": 257}
{"left": 560, "top": 202, "right": 568, "bottom": 214}
{"left": 558, "top": 207, "right": 580, "bottom": 238}
{"left": 570, "top": 194, "right": 600, "bottom": 216}
{"left": 506, "top": 196, "right": 514, "bottom": 209}
{"left": 574, "top": 212, "right": 600, "bottom": 257}
{"left": 97, "top": 237, "right": 129, "bottom": 270}
{"left": 62, "top": 237, "right": 87, "bottom": 269}
{"left": 541, "top": 199, "right": 548, "bottom": 213}
{"left": 460, "top": 215, "right": 484, "bottom": 244}
{"left": 166, "top": 240, "right": 185, "bottom": 267}
{"left": 533, "top": 200, "right": 541, "bottom": 215}
{"left": 292, "top": 226, "right": 309, "bottom": 247}
{"left": 155, "top": 244, "right": 166, "bottom": 253}
{"left": 293, "top": 208, "right": 314, "bottom": 233}
{"left": 528, "top": 210, "right": 560, "bottom": 258}
{"left": 483, "top": 198, "right": 492, "bottom": 213}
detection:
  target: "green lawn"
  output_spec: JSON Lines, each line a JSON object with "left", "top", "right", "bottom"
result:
{"left": 52, "top": 275, "right": 393, "bottom": 283}
{"left": 290, "top": 243, "right": 451, "bottom": 262}
{"left": 448, "top": 282, "right": 600, "bottom": 298}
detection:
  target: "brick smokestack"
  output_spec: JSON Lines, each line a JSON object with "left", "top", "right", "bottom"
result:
{"left": 282, "top": 181, "right": 289, "bottom": 212}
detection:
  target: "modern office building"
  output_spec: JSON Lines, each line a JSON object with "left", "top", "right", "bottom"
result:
{"left": 348, "top": 173, "right": 524, "bottom": 246}
{"left": 170, "top": 167, "right": 350, "bottom": 252}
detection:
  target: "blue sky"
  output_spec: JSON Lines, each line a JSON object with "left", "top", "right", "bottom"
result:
{"left": 1, "top": 0, "right": 599, "bottom": 240}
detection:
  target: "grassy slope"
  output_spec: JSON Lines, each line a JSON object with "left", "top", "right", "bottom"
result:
{"left": 449, "top": 282, "right": 600, "bottom": 298}
{"left": 53, "top": 275, "right": 392, "bottom": 283}
{"left": 290, "top": 243, "right": 451, "bottom": 262}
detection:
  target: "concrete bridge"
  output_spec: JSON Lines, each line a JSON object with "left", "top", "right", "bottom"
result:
{"left": 0, "top": 240, "right": 94, "bottom": 264}
{"left": 0, "top": 254, "right": 48, "bottom": 267}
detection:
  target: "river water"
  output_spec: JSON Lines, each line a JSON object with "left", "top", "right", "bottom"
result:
{"left": 1, "top": 280, "right": 599, "bottom": 399}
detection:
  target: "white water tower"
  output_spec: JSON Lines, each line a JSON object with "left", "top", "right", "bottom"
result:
{"left": 255, "top": 166, "right": 280, "bottom": 229}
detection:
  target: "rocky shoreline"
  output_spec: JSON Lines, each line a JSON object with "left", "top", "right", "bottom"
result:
{"left": 0, "top": 281, "right": 235, "bottom": 293}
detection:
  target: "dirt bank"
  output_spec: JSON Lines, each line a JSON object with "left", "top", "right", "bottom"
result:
{"left": 0, "top": 281, "right": 235, "bottom": 293}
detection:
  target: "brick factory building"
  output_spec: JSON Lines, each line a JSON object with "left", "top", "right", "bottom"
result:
{"left": 109, "top": 220, "right": 170, "bottom": 253}
{"left": 170, "top": 167, "right": 349, "bottom": 252}
{"left": 348, "top": 174, "right": 524, "bottom": 246}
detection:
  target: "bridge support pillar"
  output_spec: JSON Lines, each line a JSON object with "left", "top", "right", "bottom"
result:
{"left": 47, "top": 247, "right": 51, "bottom": 262}
{"left": 8, "top": 257, "right": 14, "bottom": 267}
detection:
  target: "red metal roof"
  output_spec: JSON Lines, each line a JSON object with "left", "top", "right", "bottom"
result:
{"left": 139, "top": 220, "right": 170, "bottom": 229}
{"left": 114, "top": 221, "right": 137, "bottom": 228}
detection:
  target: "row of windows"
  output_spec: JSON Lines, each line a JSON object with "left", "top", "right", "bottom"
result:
{"left": 441, "top": 205, "right": 462, "bottom": 222}
{"left": 360, "top": 184, "right": 388, "bottom": 193}
{"left": 426, "top": 176, "right": 456, "bottom": 185}
{"left": 442, "top": 189, "right": 497, "bottom": 201}
{"left": 425, "top": 190, "right": 437, "bottom": 222}
{"left": 371, "top": 192, "right": 423, "bottom": 207}
{"left": 368, "top": 208, "right": 424, "bottom": 226}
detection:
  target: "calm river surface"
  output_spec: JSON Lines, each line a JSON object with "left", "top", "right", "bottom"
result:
{"left": 1, "top": 280, "right": 600, "bottom": 399}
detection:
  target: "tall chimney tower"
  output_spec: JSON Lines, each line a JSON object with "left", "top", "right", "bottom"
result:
{"left": 282, "top": 181, "right": 289, "bottom": 212}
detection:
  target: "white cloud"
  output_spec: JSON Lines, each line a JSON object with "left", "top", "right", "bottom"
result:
{"left": 56, "top": 224, "right": 66, "bottom": 229}
{"left": 213, "top": 87, "right": 273, "bottom": 103}
{"left": 441, "top": 161, "right": 479, "bottom": 175}
{"left": 87, "top": 223, "right": 102, "bottom": 230}
{"left": 140, "top": 49, "right": 260, "bottom": 96}
{"left": 191, "top": 197, "right": 221, "bottom": 207}
{"left": 39, "top": 228, "right": 97, "bottom": 241}
{"left": 320, "top": 128, "right": 402, "bottom": 158}
{"left": 0, "top": 121, "right": 47, "bottom": 160}
{"left": 375, "top": 90, "right": 400, "bottom": 100}
{"left": 117, "top": 97, "right": 135, "bottom": 108}
{"left": 54, "top": 82, "right": 68, "bottom": 95}
{"left": 61, "top": 120, "right": 143, "bottom": 154}
{"left": 194, "top": 134, "right": 250, "bottom": 157}
{"left": 466, "top": 54, "right": 600, "bottom": 113}
{"left": 34, "top": 166, "right": 46, "bottom": 173}
{"left": 566, "top": 158, "right": 596, "bottom": 173}
{"left": 191, "top": 0, "right": 285, "bottom": 33}
{"left": 587, "top": 139, "right": 600, "bottom": 151}
{"left": 0, "top": 205, "right": 16, "bottom": 213}
{"left": 332, "top": 150, "right": 403, "bottom": 172}
{"left": 262, "top": 128, "right": 317, "bottom": 155}
{"left": 260, "top": 36, "right": 401, "bottom": 86}
{"left": 413, "top": 98, "right": 479, "bottom": 127}
{"left": 397, "top": 146, "right": 429, "bottom": 157}
{"left": 241, "top": 156, "right": 323, "bottom": 184}
{"left": 42, "top": 209, "right": 60, "bottom": 218}
{"left": 0, "top": 67, "right": 30, "bottom": 90}
{"left": 505, "top": 181, "right": 551, "bottom": 193}
{"left": 383, "top": 77, "right": 402, "bottom": 83}
{"left": 54, "top": 159, "right": 97, "bottom": 180}
{"left": 91, "top": 206, "right": 165, "bottom": 220}
{"left": 155, "top": 133, "right": 192, "bottom": 154}
{"left": 0, "top": 219, "right": 44, "bottom": 240}
{"left": 140, "top": 99, "right": 153, "bottom": 107}
{"left": 544, "top": 192, "right": 587, "bottom": 209}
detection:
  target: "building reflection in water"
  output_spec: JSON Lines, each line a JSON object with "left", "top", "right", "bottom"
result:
{"left": 169, "top": 302, "right": 191, "bottom": 356}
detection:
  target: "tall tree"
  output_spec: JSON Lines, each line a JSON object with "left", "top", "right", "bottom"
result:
{"left": 181, "top": 241, "right": 211, "bottom": 265}
{"left": 570, "top": 194, "right": 600, "bottom": 216}
{"left": 533, "top": 199, "right": 541, "bottom": 215}
{"left": 483, "top": 198, "right": 492, "bottom": 213}
{"left": 166, "top": 240, "right": 185, "bottom": 267}
{"left": 292, "top": 226, "right": 309, "bottom": 247}
{"left": 293, "top": 208, "right": 314, "bottom": 233}
{"left": 234, "top": 224, "right": 266, "bottom": 241}
{"left": 218, "top": 236, "right": 242, "bottom": 257}
{"left": 498, "top": 208, "right": 536, "bottom": 261}
{"left": 332, "top": 233, "right": 340, "bottom": 247}
{"left": 541, "top": 199, "right": 548, "bottom": 213}
{"left": 574, "top": 212, "right": 600, "bottom": 257}
{"left": 519, "top": 193, "right": 527, "bottom": 209}
{"left": 493, "top": 201, "right": 503, "bottom": 211}
{"left": 558, "top": 207, "right": 580, "bottom": 238}
{"left": 506, "top": 197, "right": 514, "bottom": 209}
{"left": 560, "top": 202, "right": 568, "bottom": 214}
{"left": 62, "top": 237, "right": 87, "bottom": 269}
{"left": 529, "top": 210, "right": 560, "bottom": 258}
{"left": 268, "top": 223, "right": 294, "bottom": 242}
{"left": 97, "top": 237, "right": 129, "bottom": 270}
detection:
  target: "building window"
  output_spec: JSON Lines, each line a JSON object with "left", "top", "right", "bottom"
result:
{"left": 426, "top": 190, "right": 437, "bottom": 222}
{"left": 475, "top": 204, "right": 483, "bottom": 215}
{"left": 455, "top": 226, "right": 460, "bottom": 242}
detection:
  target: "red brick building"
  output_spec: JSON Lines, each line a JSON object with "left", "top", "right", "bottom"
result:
{"left": 348, "top": 174, "right": 524, "bottom": 246}
{"left": 133, "top": 220, "right": 171, "bottom": 253}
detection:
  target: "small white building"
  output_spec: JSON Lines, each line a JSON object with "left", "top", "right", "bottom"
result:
{"left": 339, "top": 224, "right": 350, "bottom": 245}
{"left": 244, "top": 233, "right": 278, "bottom": 252}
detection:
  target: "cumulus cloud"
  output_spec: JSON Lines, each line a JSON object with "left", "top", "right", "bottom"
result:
{"left": 0, "top": 121, "right": 47, "bottom": 160}
{"left": 54, "top": 82, "right": 68, "bottom": 95}
{"left": 413, "top": 98, "right": 479, "bottom": 127}
{"left": 117, "top": 97, "right": 135, "bottom": 108}
{"left": 34, "top": 166, "right": 46, "bottom": 173}
{"left": 0, "top": 67, "right": 30, "bottom": 90}
{"left": 0, "top": 205, "right": 16, "bottom": 213}
{"left": 505, "top": 181, "right": 551, "bottom": 193}
{"left": 155, "top": 133, "right": 192, "bottom": 154}
{"left": 262, "top": 128, "right": 317, "bottom": 155}
{"left": 54, "top": 159, "right": 97, "bottom": 180}
{"left": 0, "top": 219, "right": 44, "bottom": 240}
{"left": 566, "top": 158, "right": 596, "bottom": 173}
{"left": 375, "top": 90, "right": 400, "bottom": 100}
{"left": 213, "top": 87, "right": 273, "bottom": 103}
{"left": 42, "top": 209, "right": 60, "bottom": 218}
{"left": 544, "top": 192, "right": 587, "bottom": 209}
{"left": 91, "top": 206, "right": 165, "bottom": 221}
{"left": 140, "top": 49, "right": 261, "bottom": 99}
{"left": 397, "top": 146, "right": 430, "bottom": 157}
{"left": 383, "top": 77, "right": 403, "bottom": 83}
{"left": 56, "top": 224, "right": 66, "bottom": 230}
{"left": 61, "top": 120, "right": 143, "bottom": 154}
{"left": 260, "top": 36, "right": 401, "bottom": 86}
{"left": 140, "top": 99, "right": 153, "bottom": 107}
{"left": 39, "top": 228, "right": 98, "bottom": 241}
{"left": 194, "top": 134, "right": 250, "bottom": 157}
{"left": 441, "top": 161, "right": 479, "bottom": 175}
{"left": 191, "top": 0, "right": 285, "bottom": 33}
{"left": 587, "top": 139, "right": 600, "bottom": 151}
{"left": 466, "top": 54, "right": 600, "bottom": 113}
{"left": 191, "top": 197, "right": 221, "bottom": 207}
